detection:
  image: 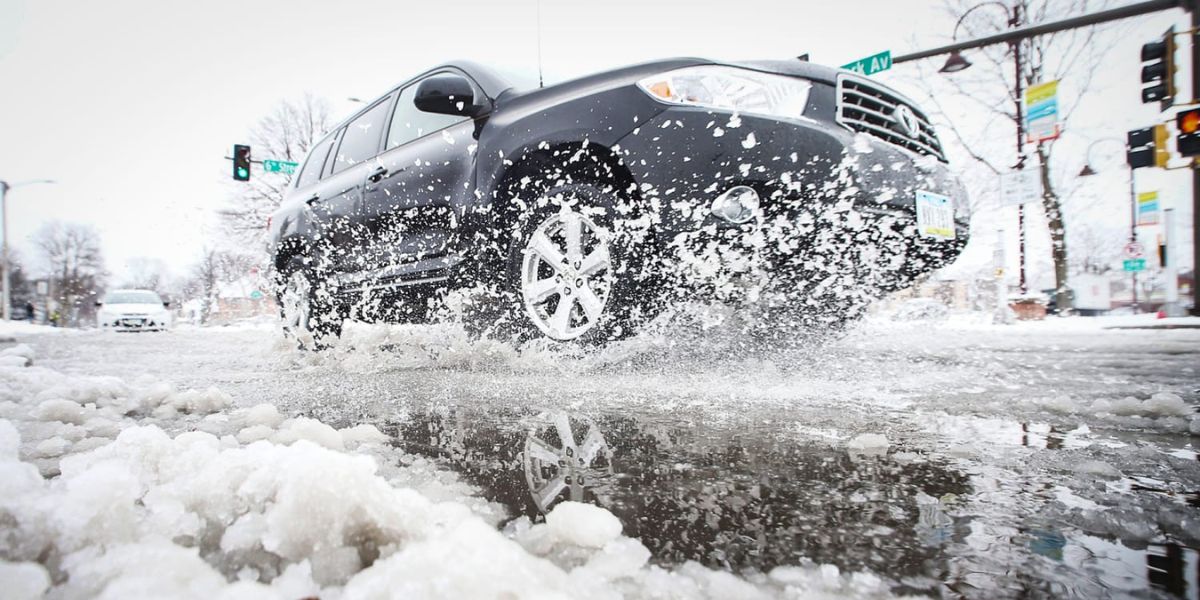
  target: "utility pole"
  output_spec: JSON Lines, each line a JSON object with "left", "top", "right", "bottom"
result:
{"left": 0, "top": 178, "right": 56, "bottom": 321}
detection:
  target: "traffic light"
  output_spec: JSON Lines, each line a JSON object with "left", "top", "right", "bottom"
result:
{"left": 1176, "top": 108, "right": 1200, "bottom": 157}
{"left": 1140, "top": 26, "right": 1176, "bottom": 109}
{"left": 1127, "top": 127, "right": 1155, "bottom": 169}
{"left": 1127, "top": 125, "right": 1172, "bottom": 169}
{"left": 1154, "top": 124, "right": 1170, "bottom": 168}
{"left": 233, "top": 144, "right": 251, "bottom": 181}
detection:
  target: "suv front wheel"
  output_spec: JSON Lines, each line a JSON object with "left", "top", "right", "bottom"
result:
{"left": 279, "top": 270, "right": 343, "bottom": 348}
{"left": 472, "top": 182, "right": 655, "bottom": 344}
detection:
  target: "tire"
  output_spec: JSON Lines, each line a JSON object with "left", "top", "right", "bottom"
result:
{"left": 470, "top": 182, "right": 652, "bottom": 345}
{"left": 278, "top": 270, "right": 344, "bottom": 349}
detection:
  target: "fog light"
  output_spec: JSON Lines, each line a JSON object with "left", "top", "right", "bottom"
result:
{"left": 710, "top": 185, "right": 760, "bottom": 224}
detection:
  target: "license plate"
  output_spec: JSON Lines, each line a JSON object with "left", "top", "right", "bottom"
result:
{"left": 915, "top": 190, "right": 955, "bottom": 240}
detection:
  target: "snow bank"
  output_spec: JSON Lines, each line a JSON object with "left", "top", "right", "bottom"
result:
{"left": 0, "top": 344, "right": 909, "bottom": 599}
{"left": 0, "top": 321, "right": 80, "bottom": 338}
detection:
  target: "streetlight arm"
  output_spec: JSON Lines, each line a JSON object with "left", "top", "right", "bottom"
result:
{"left": 896, "top": 0, "right": 1182, "bottom": 64}
{"left": 0, "top": 179, "right": 56, "bottom": 193}
{"left": 951, "top": 1, "right": 1016, "bottom": 42}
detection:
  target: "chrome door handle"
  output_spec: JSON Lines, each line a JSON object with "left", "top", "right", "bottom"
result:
{"left": 367, "top": 166, "right": 388, "bottom": 183}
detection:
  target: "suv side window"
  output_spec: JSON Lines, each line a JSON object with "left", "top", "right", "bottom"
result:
{"left": 296, "top": 135, "right": 335, "bottom": 188}
{"left": 332, "top": 97, "right": 392, "bottom": 174}
{"left": 386, "top": 76, "right": 472, "bottom": 150}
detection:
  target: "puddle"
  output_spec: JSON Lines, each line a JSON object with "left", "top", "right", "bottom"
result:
{"left": 382, "top": 403, "right": 1200, "bottom": 598}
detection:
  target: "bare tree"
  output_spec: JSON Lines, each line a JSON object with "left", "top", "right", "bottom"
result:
{"left": 5, "top": 249, "right": 36, "bottom": 313}
{"left": 34, "top": 221, "right": 107, "bottom": 326}
{"left": 1070, "top": 222, "right": 1124, "bottom": 275}
{"left": 219, "top": 94, "right": 333, "bottom": 247}
{"left": 123, "top": 257, "right": 170, "bottom": 293}
{"left": 188, "top": 248, "right": 260, "bottom": 324}
{"left": 899, "top": 0, "right": 1123, "bottom": 310}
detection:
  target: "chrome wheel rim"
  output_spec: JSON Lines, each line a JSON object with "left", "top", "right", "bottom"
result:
{"left": 520, "top": 209, "right": 612, "bottom": 341}
{"left": 281, "top": 271, "right": 311, "bottom": 334}
{"left": 523, "top": 412, "right": 614, "bottom": 513}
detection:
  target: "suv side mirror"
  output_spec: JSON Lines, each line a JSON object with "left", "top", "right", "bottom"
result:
{"left": 163, "top": 301, "right": 171, "bottom": 308}
{"left": 94, "top": 301, "right": 103, "bottom": 307}
{"left": 414, "top": 74, "right": 482, "bottom": 117}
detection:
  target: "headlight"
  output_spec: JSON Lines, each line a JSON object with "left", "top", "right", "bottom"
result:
{"left": 637, "top": 66, "right": 812, "bottom": 121}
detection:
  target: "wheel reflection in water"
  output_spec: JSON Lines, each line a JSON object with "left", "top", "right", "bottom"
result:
{"left": 523, "top": 411, "right": 615, "bottom": 512}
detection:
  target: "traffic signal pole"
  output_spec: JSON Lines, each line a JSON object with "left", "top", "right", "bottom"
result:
{"left": 894, "top": 0, "right": 1200, "bottom": 315}
{"left": 1130, "top": 169, "right": 1141, "bottom": 312}
{"left": 1191, "top": 1, "right": 1200, "bottom": 315}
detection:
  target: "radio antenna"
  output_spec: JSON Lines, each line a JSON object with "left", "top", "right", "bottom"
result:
{"left": 536, "top": 0, "right": 544, "bottom": 88}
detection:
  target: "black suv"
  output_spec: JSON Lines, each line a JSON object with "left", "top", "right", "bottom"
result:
{"left": 269, "top": 58, "right": 968, "bottom": 345}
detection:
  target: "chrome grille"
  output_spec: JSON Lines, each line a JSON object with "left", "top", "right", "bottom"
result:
{"left": 836, "top": 75, "right": 946, "bottom": 162}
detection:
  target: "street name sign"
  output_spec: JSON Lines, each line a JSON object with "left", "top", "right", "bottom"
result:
{"left": 263, "top": 159, "right": 299, "bottom": 175}
{"left": 841, "top": 50, "right": 892, "bottom": 76}
{"left": 1136, "top": 191, "right": 1159, "bottom": 225}
{"left": 1123, "top": 258, "right": 1146, "bottom": 272}
{"left": 1024, "top": 80, "right": 1061, "bottom": 143}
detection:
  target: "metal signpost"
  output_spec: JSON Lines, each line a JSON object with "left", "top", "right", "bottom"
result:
{"left": 1124, "top": 241, "right": 1146, "bottom": 311}
{"left": 841, "top": 50, "right": 893, "bottom": 76}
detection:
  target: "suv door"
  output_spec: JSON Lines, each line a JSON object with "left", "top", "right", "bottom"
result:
{"left": 314, "top": 95, "right": 393, "bottom": 274}
{"left": 353, "top": 72, "right": 480, "bottom": 287}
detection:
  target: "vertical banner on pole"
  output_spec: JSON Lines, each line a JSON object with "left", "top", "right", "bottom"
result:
{"left": 1024, "top": 80, "right": 1062, "bottom": 143}
{"left": 1136, "top": 191, "right": 1160, "bottom": 225}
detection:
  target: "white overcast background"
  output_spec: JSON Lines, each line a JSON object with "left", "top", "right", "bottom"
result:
{"left": 0, "top": 0, "right": 1190, "bottom": 285}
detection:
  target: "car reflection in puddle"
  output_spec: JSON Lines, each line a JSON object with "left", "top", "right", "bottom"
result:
{"left": 387, "top": 406, "right": 1198, "bottom": 598}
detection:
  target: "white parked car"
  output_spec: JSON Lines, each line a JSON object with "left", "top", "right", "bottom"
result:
{"left": 96, "top": 289, "right": 173, "bottom": 331}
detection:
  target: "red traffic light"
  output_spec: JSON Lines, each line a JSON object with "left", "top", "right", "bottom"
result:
{"left": 1176, "top": 109, "right": 1200, "bottom": 157}
{"left": 1178, "top": 109, "right": 1200, "bottom": 135}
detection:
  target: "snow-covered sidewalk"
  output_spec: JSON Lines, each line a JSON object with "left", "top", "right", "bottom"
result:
{"left": 0, "top": 341, "right": 899, "bottom": 600}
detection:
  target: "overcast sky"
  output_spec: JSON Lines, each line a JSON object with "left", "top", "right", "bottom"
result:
{"left": 0, "top": 0, "right": 1189, "bottom": 287}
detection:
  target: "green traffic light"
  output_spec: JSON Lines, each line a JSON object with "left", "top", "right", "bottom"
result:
{"left": 238, "top": 168, "right": 248, "bottom": 177}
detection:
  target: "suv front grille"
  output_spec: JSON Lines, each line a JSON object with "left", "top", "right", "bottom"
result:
{"left": 836, "top": 75, "right": 946, "bottom": 162}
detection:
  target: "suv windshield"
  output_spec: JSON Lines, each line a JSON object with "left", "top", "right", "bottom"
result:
{"left": 104, "top": 291, "right": 163, "bottom": 305}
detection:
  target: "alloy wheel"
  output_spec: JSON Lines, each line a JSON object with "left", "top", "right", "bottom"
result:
{"left": 280, "top": 271, "right": 311, "bottom": 334}
{"left": 520, "top": 209, "right": 613, "bottom": 341}
{"left": 523, "top": 412, "right": 614, "bottom": 513}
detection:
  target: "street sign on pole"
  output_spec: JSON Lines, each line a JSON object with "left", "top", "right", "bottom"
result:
{"left": 1024, "top": 80, "right": 1062, "bottom": 143}
{"left": 1123, "top": 258, "right": 1147, "bottom": 272}
{"left": 263, "top": 159, "right": 299, "bottom": 175}
{"left": 999, "top": 169, "right": 1043, "bottom": 207}
{"left": 1123, "top": 241, "right": 1145, "bottom": 259}
{"left": 1136, "top": 190, "right": 1160, "bottom": 225}
{"left": 841, "top": 50, "right": 892, "bottom": 76}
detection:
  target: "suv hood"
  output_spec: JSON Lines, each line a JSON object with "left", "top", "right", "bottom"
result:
{"left": 720, "top": 59, "right": 842, "bottom": 84}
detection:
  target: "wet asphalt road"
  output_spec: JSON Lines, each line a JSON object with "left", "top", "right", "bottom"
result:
{"left": 14, "top": 314, "right": 1200, "bottom": 599}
